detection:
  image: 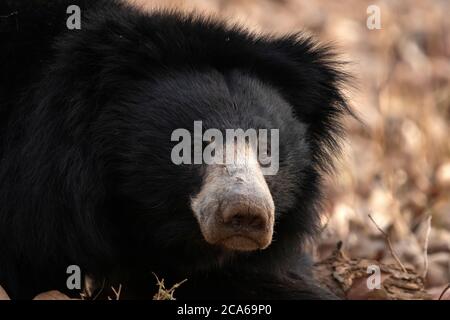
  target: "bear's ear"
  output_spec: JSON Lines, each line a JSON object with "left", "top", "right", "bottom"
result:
{"left": 253, "top": 34, "right": 354, "bottom": 172}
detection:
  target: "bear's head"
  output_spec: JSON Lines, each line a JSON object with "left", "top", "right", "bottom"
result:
{"left": 83, "top": 13, "right": 353, "bottom": 270}
{"left": 1, "top": 10, "right": 351, "bottom": 276}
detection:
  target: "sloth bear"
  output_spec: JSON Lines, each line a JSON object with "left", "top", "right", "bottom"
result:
{"left": 0, "top": 0, "right": 351, "bottom": 299}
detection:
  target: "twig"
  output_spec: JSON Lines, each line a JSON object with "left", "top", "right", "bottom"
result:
{"left": 92, "top": 278, "right": 106, "bottom": 301}
{"left": 153, "top": 273, "right": 187, "bottom": 300}
{"left": 80, "top": 275, "right": 97, "bottom": 300}
{"left": 108, "top": 284, "right": 122, "bottom": 300}
{"left": 438, "top": 284, "right": 450, "bottom": 300}
{"left": 421, "top": 215, "right": 432, "bottom": 279}
{"left": 368, "top": 214, "right": 408, "bottom": 273}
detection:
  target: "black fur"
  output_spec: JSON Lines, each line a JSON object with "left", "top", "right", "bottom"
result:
{"left": 0, "top": 0, "right": 350, "bottom": 299}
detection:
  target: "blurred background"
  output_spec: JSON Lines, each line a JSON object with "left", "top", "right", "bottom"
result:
{"left": 133, "top": 0, "right": 450, "bottom": 291}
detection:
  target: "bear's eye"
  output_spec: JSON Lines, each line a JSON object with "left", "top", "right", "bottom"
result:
{"left": 202, "top": 138, "right": 213, "bottom": 147}
{"left": 258, "top": 154, "right": 272, "bottom": 168}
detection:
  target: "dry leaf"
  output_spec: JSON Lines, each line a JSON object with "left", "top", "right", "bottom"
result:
{"left": 0, "top": 285, "right": 11, "bottom": 300}
{"left": 33, "top": 291, "right": 72, "bottom": 300}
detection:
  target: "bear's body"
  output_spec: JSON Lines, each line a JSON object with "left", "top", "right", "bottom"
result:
{"left": 0, "top": 0, "right": 349, "bottom": 299}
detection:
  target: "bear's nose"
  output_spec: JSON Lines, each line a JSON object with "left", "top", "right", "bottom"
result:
{"left": 225, "top": 212, "right": 266, "bottom": 230}
{"left": 212, "top": 197, "right": 273, "bottom": 251}
{"left": 191, "top": 141, "right": 275, "bottom": 251}
{"left": 222, "top": 204, "right": 268, "bottom": 232}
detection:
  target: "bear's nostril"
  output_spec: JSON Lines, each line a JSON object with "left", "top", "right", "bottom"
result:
{"left": 226, "top": 212, "right": 266, "bottom": 230}
{"left": 229, "top": 214, "right": 243, "bottom": 227}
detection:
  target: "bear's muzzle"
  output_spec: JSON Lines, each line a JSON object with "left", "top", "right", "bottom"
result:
{"left": 191, "top": 141, "right": 275, "bottom": 251}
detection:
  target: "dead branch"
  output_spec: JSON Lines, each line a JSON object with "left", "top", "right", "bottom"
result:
{"left": 438, "top": 284, "right": 450, "bottom": 300}
{"left": 368, "top": 214, "right": 408, "bottom": 273}
{"left": 421, "top": 215, "right": 432, "bottom": 278}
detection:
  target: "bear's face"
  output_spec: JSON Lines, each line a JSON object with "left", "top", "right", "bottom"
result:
{"left": 104, "top": 68, "right": 315, "bottom": 263}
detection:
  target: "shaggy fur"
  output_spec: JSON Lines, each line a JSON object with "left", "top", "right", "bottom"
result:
{"left": 0, "top": 0, "right": 350, "bottom": 299}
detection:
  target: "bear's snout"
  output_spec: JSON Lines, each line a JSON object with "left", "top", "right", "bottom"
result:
{"left": 215, "top": 190, "right": 274, "bottom": 251}
{"left": 191, "top": 142, "right": 275, "bottom": 251}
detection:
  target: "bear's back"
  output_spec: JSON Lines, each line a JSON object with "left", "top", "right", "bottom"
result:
{"left": 0, "top": 0, "right": 102, "bottom": 136}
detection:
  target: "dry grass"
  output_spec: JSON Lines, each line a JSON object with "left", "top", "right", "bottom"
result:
{"left": 152, "top": 273, "right": 187, "bottom": 300}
